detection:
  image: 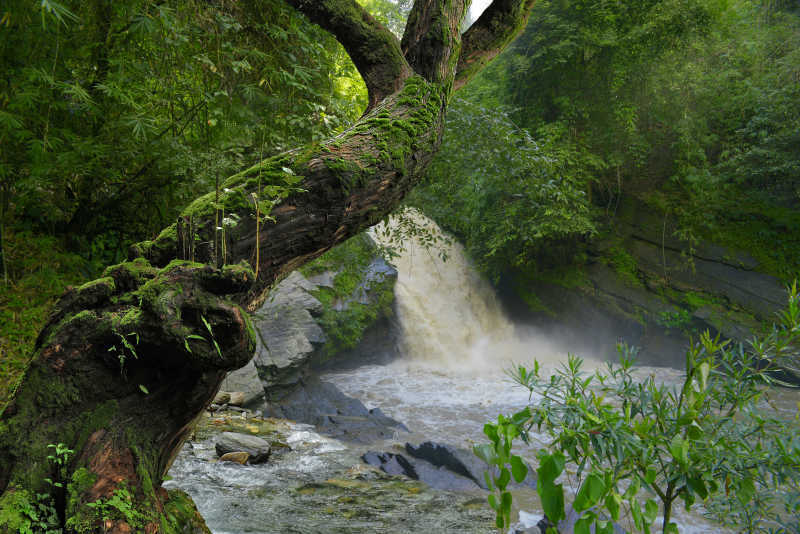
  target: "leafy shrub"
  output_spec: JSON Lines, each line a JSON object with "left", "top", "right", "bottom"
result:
{"left": 477, "top": 285, "right": 800, "bottom": 533}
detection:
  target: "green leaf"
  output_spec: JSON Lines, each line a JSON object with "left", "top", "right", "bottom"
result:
{"left": 623, "top": 478, "right": 640, "bottom": 500}
{"left": 487, "top": 493, "right": 499, "bottom": 511}
{"left": 737, "top": 477, "right": 756, "bottom": 505}
{"left": 644, "top": 499, "right": 658, "bottom": 523}
{"left": 138, "top": 384, "right": 149, "bottom": 395}
{"left": 664, "top": 522, "right": 679, "bottom": 534}
{"left": 604, "top": 492, "right": 622, "bottom": 521}
{"left": 574, "top": 516, "right": 592, "bottom": 534}
{"left": 697, "top": 362, "right": 710, "bottom": 390}
{"left": 484, "top": 470, "right": 494, "bottom": 491}
{"left": 537, "top": 451, "right": 566, "bottom": 486}
{"left": 539, "top": 481, "right": 565, "bottom": 524}
{"left": 669, "top": 435, "right": 688, "bottom": 466}
{"left": 687, "top": 476, "right": 708, "bottom": 500}
{"left": 510, "top": 455, "right": 528, "bottom": 483}
{"left": 630, "top": 502, "right": 644, "bottom": 530}
{"left": 201, "top": 315, "right": 213, "bottom": 335}
{"left": 473, "top": 444, "right": 494, "bottom": 465}
{"left": 496, "top": 467, "right": 511, "bottom": 490}
{"left": 574, "top": 473, "right": 606, "bottom": 512}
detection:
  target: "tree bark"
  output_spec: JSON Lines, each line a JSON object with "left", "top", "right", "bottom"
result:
{"left": 0, "top": 1, "right": 537, "bottom": 532}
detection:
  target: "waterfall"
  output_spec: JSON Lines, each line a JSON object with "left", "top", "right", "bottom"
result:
{"left": 371, "top": 209, "right": 557, "bottom": 372}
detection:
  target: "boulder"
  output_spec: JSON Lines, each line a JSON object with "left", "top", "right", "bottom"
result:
{"left": 405, "top": 441, "right": 537, "bottom": 490}
{"left": 264, "top": 375, "right": 408, "bottom": 443}
{"left": 252, "top": 271, "right": 328, "bottom": 401}
{"left": 219, "top": 359, "right": 265, "bottom": 408}
{"left": 215, "top": 432, "right": 271, "bottom": 464}
{"left": 362, "top": 441, "right": 536, "bottom": 492}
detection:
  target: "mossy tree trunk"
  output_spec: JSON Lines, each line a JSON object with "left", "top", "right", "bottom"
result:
{"left": 0, "top": 1, "right": 536, "bottom": 532}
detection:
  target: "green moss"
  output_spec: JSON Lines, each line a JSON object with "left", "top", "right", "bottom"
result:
{"left": 221, "top": 261, "right": 255, "bottom": 280}
{"left": 77, "top": 276, "right": 116, "bottom": 294}
{"left": 116, "top": 307, "right": 143, "bottom": 331}
{"left": 0, "top": 488, "right": 34, "bottom": 533}
{"left": 131, "top": 224, "right": 178, "bottom": 265}
{"left": 299, "top": 233, "right": 396, "bottom": 361}
{"left": 74, "top": 400, "right": 118, "bottom": 454}
{"left": 65, "top": 467, "right": 97, "bottom": 527}
{"left": 162, "top": 489, "right": 211, "bottom": 534}
{"left": 603, "top": 246, "right": 642, "bottom": 288}
{"left": 104, "top": 258, "right": 158, "bottom": 287}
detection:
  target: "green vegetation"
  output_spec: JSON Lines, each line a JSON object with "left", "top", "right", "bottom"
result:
{"left": 414, "top": 0, "right": 800, "bottom": 290}
{"left": 0, "top": 0, "right": 380, "bottom": 407}
{"left": 302, "top": 233, "right": 395, "bottom": 360}
{"left": 0, "top": 232, "right": 87, "bottom": 409}
{"left": 477, "top": 286, "right": 800, "bottom": 533}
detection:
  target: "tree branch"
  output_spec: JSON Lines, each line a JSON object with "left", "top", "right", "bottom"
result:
{"left": 401, "top": 0, "right": 469, "bottom": 84}
{"left": 454, "top": 0, "right": 537, "bottom": 91}
{"left": 285, "top": 0, "right": 412, "bottom": 109}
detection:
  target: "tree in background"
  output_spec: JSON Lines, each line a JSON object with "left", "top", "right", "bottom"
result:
{"left": 0, "top": 1, "right": 539, "bottom": 532}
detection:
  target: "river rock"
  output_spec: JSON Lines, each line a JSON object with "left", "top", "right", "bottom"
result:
{"left": 362, "top": 451, "right": 418, "bottom": 478}
{"left": 405, "top": 441, "right": 537, "bottom": 490}
{"left": 362, "top": 441, "right": 536, "bottom": 492}
{"left": 362, "top": 450, "right": 480, "bottom": 491}
{"left": 264, "top": 375, "right": 408, "bottom": 443}
{"left": 213, "top": 392, "right": 230, "bottom": 405}
{"left": 220, "top": 359, "right": 266, "bottom": 408}
{"left": 218, "top": 451, "right": 250, "bottom": 465}
{"left": 215, "top": 432, "right": 271, "bottom": 464}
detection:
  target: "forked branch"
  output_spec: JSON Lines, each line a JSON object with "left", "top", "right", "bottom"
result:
{"left": 286, "top": 0, "right": 413, "bottom": 109}
{"left": 455, "top": 0, "right": 538, "bottom": 91}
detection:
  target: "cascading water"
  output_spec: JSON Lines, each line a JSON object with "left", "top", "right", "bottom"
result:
{"left": 372, "top": 208, "right": 532, "bottom": 370}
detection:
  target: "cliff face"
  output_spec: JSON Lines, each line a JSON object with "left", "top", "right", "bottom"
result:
{"left": 504, "top": 199, "right": 793, "bottom": 375}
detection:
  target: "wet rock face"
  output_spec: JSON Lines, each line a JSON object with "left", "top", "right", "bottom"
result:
{"left": 502, "top": 199, "right": 791, "bottom": 370}
{"left": 218, "top": 360, "right": 265, "bottom": 409}
{"left": 252, "top": 271, "right": 327, "bottom": 400}
{"left": 217, "top": 246, "right": 399, "bottom": 413}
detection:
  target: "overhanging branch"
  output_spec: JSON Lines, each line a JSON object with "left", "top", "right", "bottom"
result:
{"left": 454, "top": 0, "right": 537, "bottom": 91}
{"left": 285, "top": 0, "right": 412, "bottom": 109}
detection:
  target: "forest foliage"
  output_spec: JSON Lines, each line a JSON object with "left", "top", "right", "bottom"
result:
{"left": 0, "top": 0, "right": 402, "bottom": 403}
{"left": 413, "top": 0, "right": 800, "bottom": 284}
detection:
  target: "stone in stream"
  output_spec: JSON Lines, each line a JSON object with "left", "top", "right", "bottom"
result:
{"left": 362, "top": 441, "right": 537, "bottom": 492}
{"left": 218, "top": 451, "right": 250, "bottom": 465}
{"left": 362, "top": 452, "right": 418, "bottom": 478}
{"left": 405, "top": 441, "right": 537, "bottom": 490}
{"left": 215, "top": 432, "right": 271, "bottom": 464}
{"left": 263, "top": 375, "right": 409, "bottom": 443}
{"left": 220, "top": 359, "right": 266, "bottom": 408}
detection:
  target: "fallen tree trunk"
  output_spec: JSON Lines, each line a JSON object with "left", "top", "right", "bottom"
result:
{"left": 0, "top": 1, "right": 536, "bottom": 531}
